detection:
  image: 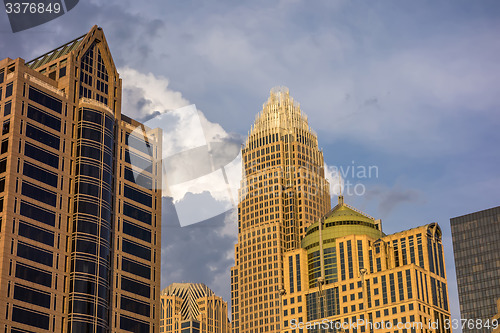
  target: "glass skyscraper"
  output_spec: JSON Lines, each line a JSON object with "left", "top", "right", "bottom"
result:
{"left": 451, "top": 206, "right": 500, "bottom": 332}
{"left": 0, "top": 26, "right": 162, "bottom": 332}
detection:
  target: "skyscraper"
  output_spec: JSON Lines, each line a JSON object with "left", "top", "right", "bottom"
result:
{"left": 160, "top": 283, "right": 231, "bottom": 333}
{"left": 231, "top": 87, "right": 331, "bottom": 333}
{"left": 282, "top": 196, "right": 451, "bottom": 333}
{"left": 451, "top": 206, "right": 500, "bottom": 332}
{"left": 0, "top": 26, "right": 162, "bottom": 332}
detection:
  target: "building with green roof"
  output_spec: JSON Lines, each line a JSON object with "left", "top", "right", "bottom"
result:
{"left": 280, "top": 196, "right": 451, "bottom": 333}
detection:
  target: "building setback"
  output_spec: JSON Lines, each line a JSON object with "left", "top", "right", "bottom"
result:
{"left": 0, "top": 26, "right": 162, "bottom": 332}
{"left": 282, "top": 196, "right": 451, "bottom": 333}
{"left": 231, "top": 87, "right": 331, "bottom": 333}
{"left": 451, "top": 206, "right": 500, "bottom": 333}
{"left": 160, "top": 283, "right": 231, "bottom": 333}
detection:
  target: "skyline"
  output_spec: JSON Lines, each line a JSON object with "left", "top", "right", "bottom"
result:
{"left": 2, "top": 1, "right": 500, "bottom": 332}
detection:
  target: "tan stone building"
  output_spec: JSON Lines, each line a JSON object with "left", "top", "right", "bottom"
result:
{"left": 493, "top": 298, "right": 500, "bottom": 333}
{"left": 160, "top": 283, "right": 230, "bottom": 333}
{"left": 281, "top": 196, "right": 451, "bottom": 333}
{"left": 231, "top": 87, "right": 331, "bottom": 333}
{"left": 0, "top": 26, "right": 162, "bottom": 332}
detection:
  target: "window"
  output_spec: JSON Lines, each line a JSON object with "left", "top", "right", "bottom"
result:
{"left": 5, "top": 82, "right": 13, "bottom": 97}
{"left": 15, "top": 262, "right": 52, "bottom": 287}
{"left": 17, "top": 242, "right": 53, "bottom": 267}
{"left": 121, "top": 276, "right": 150, "bottom": 298}
{"left": 122, "top": 239, "right": 151, "bottom": 261}
{"left": 21, "top": 181, "right": 57, "bottom": 207}
{"left": 12, "top": 306, "right": 49, "bottom": 330}
{"left": 3, "top": 101, "right": 11, "bottom": 116}
{"left": 124, "top": 185, "right": 152, "bottom": 207}
{"left": 25, "top": 123, "right": 60, "bottom": 149}
{"left": 120, "top": 315, "right": 150, "bottom": 332}
{"left": 120, "top": 295, "right": 150, "bottom": 316}
{"left": 23, "top": 162, "right": 58, "bottom": 187}
{"left": 123, "top": 202, "right": 151, "bottom": 225}
{"left": 123, "top": 220, "right": 151, "bottom": 243}
{"left": 28, "top": 87, "right": 62, "bottom": 113}
{"left": 59, "top": 66, "right": 66, "bottom": 78}
{"left": 20, "top": 200, "right": 55, "bottom": 226}
{"left": 122, "top": 258, "right": 150, "bottom": 279}
{"left": 18, "top": 221, "right": 54, "bottom": 246}
{"left": 2, "top": 119, "right": 10, "bottom": 135}
{"left": 14, "top": 284, "right": 51, "bottom": 308}
{"left": 24, "top": 142, "right": 59, "bottom": 168}
{"left": 27, "top": 105, "right": 61, "bottom": 131}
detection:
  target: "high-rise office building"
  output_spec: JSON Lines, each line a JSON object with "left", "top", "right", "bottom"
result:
{"left": 160, "top": 283, "right": 231, "bottom": 333}
{"left": 451, "top": 206, "right": 500, "bottom": 332}
{"left": 231, "top": 87, "right": 331, "bottom": 333}
{"left": 281, "top": 196, "right": 451, "bottom": 333}
{"left": 0, "top": 26, "right": 162, "bottom": 332}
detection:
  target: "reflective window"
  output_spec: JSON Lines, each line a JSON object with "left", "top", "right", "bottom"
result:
{"left": 125, "top": 132, "right": 152, "bottom": 156}
{"left": 27, "top": 105, "right": 61, "bottom": 131}
{"left": 25, "top": 123, "right": 60, "bottom": 149}
{"left": 12, "top": 306, "right": 50, "bottom": 330}
{"left": 14, "top": 284, "right": 51, "bottom": 308}
{"left": 23, "top": 162, "right": 58, "bottom": 188}
{"left": 123, "top": 220, "right": 151, "bottom": 243}
{"left": 20, "top": 200, "right": 55, "bottom": 227}
{"left": 2, "top": 119, "right": 10, "bottom": 135}
{"left": 124, "top": 167, "right": 152, "bottom": 190}
{"left": 75, "top": 219, "right": 98, "bottom": 235}
{"left": 22, "top": 181, "right": 57, "bottom": 207}
{"left": 81, "top": 108, "right": 102, "bottom": 124}
{"left": 72, "top": 300, "right": 94, "bottom": 316}
{"left": 76, "top": 181, "right": 100, "bottom": 197}
{"left": 72, "top": 278, "right": 95, "bottom": 295}
{"left": 24, "top": 142, "right": 59, "bottom": 168}
{"left": 75, "top": 239, "right": 97, "bottom": 255}
{"left": 79, "top": 145, "right": 101, "bottom": 161}
{"left": 0, "top": 158, "right": 6, "bottom": 173}
{"left": 120, "top": 315, "right": 150, "bottom": 332}
{"left": 124, "top": 185, "right": 152, "bottom": 207}
{"left": 77, "top": 163, "right": 101, "bottom": 179}
{"left": 124, "top": 149, "right": 152, "bottom": 173}
{"left": 28, "top": 87, "right": 62, "bottom": 113}
{"left": 5, "top": 82, "right": 13, "bottom": 97}
{"left": 76, "top": 201, "right": 99, "bottom": 216}
{"left": 122, "top": 239, "right": 151, "bottom": 261}
{"left": 121, "top": 258, "right": 150, "bottom": 279}
{"left": 121, "top": 276, "right": 150, "bottom": 298}
{"left": 74, "top": 259, "right": 97, "bottom": 275}
{"left": 81, "top": 127, "right": 102, "bottom": 143}
{"left": 120, "top": 295, "right": 150, "bottom": 316}
{"left": 18, "top": 221, "right": 54, "bottom": 246}
{"left": 4, "top": 101, "right": 11, "bottom": 116}
{"left": 17, "top": 242, "right": 53, "bottom": 267}
{"left": 15, "top": 262, "right": 52, "bottom": 287}
{"left": 123, "top": 202, "right": 151, "bottom": 225}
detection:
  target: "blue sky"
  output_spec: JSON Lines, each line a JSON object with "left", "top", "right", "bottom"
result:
{"left": 2, "top": 1, "right": 500, "bottom": 329}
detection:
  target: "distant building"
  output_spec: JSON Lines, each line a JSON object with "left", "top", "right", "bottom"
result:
{"left": 451, "top": 206, "right": 500, "bottom": 332}
{"left": 0, "top": 26, "right": 162, "bottom": 332}
{"left": 281, "top": 196, "right": 451, "bottom": 333}
{"left": 160, "top": 283, "right": 231, "bottom": 333}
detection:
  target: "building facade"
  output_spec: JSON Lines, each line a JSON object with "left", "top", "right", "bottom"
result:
{"left": 282, "top": 196, "right": 451, "bottom": 333}
{"left": 231, "top": 87, "right": 331, "bottom": 333}
{"left": 0, "top": 26, "right": 162, "bottom": 332}
{"left": 451, "top": 206, "right": 500, "bottom": 332}
{"left": 160, "top": 283, "right": 230, "bottom": 333}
